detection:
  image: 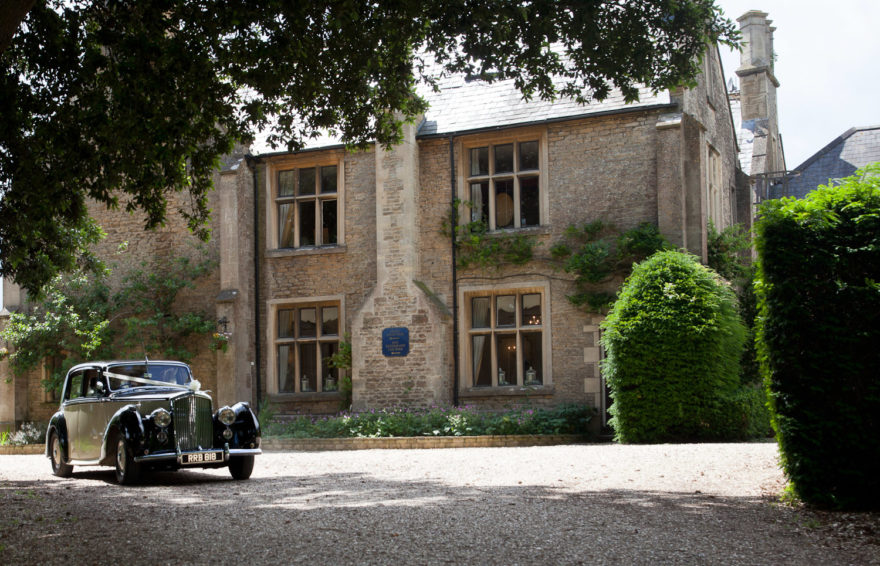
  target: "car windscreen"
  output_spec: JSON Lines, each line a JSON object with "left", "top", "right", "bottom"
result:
{"left": 106, "top": 364, "right": 191, "bottom": 390}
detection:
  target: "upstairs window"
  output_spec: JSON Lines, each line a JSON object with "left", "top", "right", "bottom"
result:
{"left": 466, "top": 140, "right": 542, "bottom": 230}
{"left": 277, "top": 164, "right": 339, "bottom": 248}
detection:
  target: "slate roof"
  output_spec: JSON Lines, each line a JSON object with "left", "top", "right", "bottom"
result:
{"left": 249, "top": 62, "right": 674, "bottom": 156}
{"left": 786, "top": 126, "right": 880, "bottom": 199}
{"left": 415, "top": 72, "right": 672, "bottom": 137}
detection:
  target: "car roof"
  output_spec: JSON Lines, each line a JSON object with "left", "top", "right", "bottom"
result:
{"left": 66, "top": 360, "right": 191, "bottom": 374}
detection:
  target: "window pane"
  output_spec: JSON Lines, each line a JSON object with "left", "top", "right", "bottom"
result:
{"left": 497, "top": 295, "right": 515, "bottom": 327}
{"left": 494, "top": 144, "right": 513, "bottom": 173}
{"left": 299, "top": 343, "right": 317, "bottom": 392}
{"left": 470, "top": 182, "right": 489, "bottom": 224}
{"left": 68, "top": 374, "right": 83, "bottom": 400}
{"left": 321, "top": 342, "right": 339, "bottom": 391}
{"left": 470, "top": 147, "right": 488, "bottom": 176}
{"left": 321, "top": 165, "right": 337, "bottom": 194}
{"left": 521, "top": 331, "right": 543, "bottom": 385}
{"left": 278, "top": 203, "right": 295, "bottom": 248}
{"left": 278, "top": 345, "right": 295, "bottom": 393}
{"left": 472, "top": 335, "right": 491, "bottom": 387}
{"left": 278, "top": 170, "right": 295, "bottom": 197}
{"left": 495, "top": 179, "right": 514, "bottom": 228}
{"left": 322, "top": 306, "right": 339, "bottom": 336}
{"left": 278, "top": 308, "right": 295, "bottom": 338}
{"left": 299, "top": 308, "right": 316, "bottom": 337}
{"left": 471, "top": 297, "right": 490, "bottom": 328}
{"left": 519, "top": 141, "right": 539, "bottom": 171}
{"left": 298, "top": 168, "right": 316, "bottom": 196}
{"left": 322, "top": 199, "right": 337, "bottom": 245}
{"left": 520, "top": 176, "right": 540, "bottom": 227}
{"left": 299, "top": 200, "right": 316, "bottom": 246}
{"left": 496, "top": 334, "right": 517, "bottom": 385}
{"left": 522, "top": 294, "right": 541, "bottom": 326}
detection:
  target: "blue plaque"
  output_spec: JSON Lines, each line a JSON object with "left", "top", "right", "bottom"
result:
{"left": 382, "top": 327, "right": 410, "bottom": 357}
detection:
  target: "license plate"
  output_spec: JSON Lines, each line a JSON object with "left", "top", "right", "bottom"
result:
{"left": 181, "top": 451, "right": 222, "bottom": 464}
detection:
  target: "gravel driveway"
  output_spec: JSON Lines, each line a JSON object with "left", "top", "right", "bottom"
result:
{"left": 1, "top": 442, "right": 877, "bottom": 565}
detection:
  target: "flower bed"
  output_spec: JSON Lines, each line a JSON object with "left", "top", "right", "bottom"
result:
{"left": 262, "top": 404, "right": 594, "bottom": 439}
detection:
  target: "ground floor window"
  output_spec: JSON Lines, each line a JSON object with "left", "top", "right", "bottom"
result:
{"left": 275, "top": 301, "right": 341, "bottom": 394}
{"left": 463, "top": 286, "right": 548, "bottom": 388}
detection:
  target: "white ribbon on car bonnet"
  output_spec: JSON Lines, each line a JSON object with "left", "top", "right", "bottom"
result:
{"left": 102, "top": 370, "right": 201, "bottom": 391}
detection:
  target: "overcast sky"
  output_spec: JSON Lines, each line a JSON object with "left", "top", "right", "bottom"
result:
{"left": 717, "top": 0, "right": 880, "bottom": 169}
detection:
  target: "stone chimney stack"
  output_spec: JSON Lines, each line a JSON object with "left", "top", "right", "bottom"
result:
{"left": 736, "top": 10, "right": 784, "bottom": 173}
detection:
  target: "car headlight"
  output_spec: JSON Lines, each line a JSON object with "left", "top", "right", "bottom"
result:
{"left": 218, "top": 406, "right": 236, "bottom": 426}
{"left": 152, "top": 408, "right": 172, "bottom": 428}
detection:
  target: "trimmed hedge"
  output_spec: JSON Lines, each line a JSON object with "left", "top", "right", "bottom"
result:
{"left": 755, "top": 165, "right": 880, "bottom": 509}
{"left": 601, "top": 250, "right": 748, "bottom": 443}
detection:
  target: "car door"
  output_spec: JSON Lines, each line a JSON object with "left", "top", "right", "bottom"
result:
{"left": 79, "top": 369, "right": 114, "bottom": 461}
{"left": 61, "top": 370, "right": 87, "bottom": 460}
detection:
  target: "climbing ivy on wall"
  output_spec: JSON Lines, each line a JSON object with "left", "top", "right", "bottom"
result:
{"left": 443, "top": 202, "right": 673, "bottom": 313}
{"left": 443, "top": 200, "right": 539, "bottom": 269}
{"left": 549, "top": 221, "right": 673, "bottom": 311}
{"left": 1, "top": 244, "right": 218, "bottom": 395}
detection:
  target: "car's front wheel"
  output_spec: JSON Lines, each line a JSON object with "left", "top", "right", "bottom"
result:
{"left": 115, "top": 437, "right": 142, "bottom": 485}
{"left": 49, "top": 432, "right": 73, "bottom": 478}
{"left": 228, "top": 456, "right": 254, "bottom": 480}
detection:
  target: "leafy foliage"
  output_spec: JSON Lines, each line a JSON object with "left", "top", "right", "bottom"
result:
{"left": 326, "top": 333, "right": 353, "bottom": 411}
{"left": 600, "top": 250, "right": 752, "bottom": 443}
{"left": 113, "top": 253, "right": 217, "bottom": 361}
{"left": 755, "top": 164, "right": 880, "bottom": 509}
{"left": 0, "top": 268, "right": 113, "bottom": 394}
{"left": 551, "top": 221, "right": 673, "bottom": 311}
{"left": 0, "top": 422, "right": 46, "bottom": 446}
{"left": 706, "top": 221, "right": 752, "bottom": 282}
{"left": 1, "top": 1, "right": 737, "bottom": 295}
{"left": 705, "top": 221, "right": 761, "bottom": 386}
{"left": 1, "top": 246, "right": 218, "bottom": 394}
{"left": 262, "top": 404, "right": 594, "bottom": 439}
{"left": 452, "top": 219, "right": 539, "bottom": 269}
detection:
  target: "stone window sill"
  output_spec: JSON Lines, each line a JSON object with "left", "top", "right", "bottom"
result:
{"left": 485, "top": 225, "right": 551, "bottom": 237}
{"left": 266, "top": 244, "right": 347, "bottom": 259}
{"left": 459, "top": 384, "right": 555, "bottom": 399}
{"left": 269, "top": 391, "right": 342, "bottom": 402}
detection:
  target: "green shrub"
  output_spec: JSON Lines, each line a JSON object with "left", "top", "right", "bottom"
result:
{"left": 755, "top": 164, "right": 880, "bottom": 509}
{"left": 263, "top": 404, "right": 594, "bottom": 439}
{"left": 601, "top": 250, "right": 747, "bottom": 443}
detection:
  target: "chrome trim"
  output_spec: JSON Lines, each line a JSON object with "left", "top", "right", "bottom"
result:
{"left": 69, "top": 459, "right": 103, "bottom": 466}
{"left": 228, "top": 448, "right": 262, "bottom": 456}
{"left": 134, "top": 449, "right": 231, "bottom": 464}
{"left": 172, "top": 394, "right": 213, "bottom": 451}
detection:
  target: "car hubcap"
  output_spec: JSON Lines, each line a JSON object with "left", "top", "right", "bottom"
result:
{"left": 52, "top": 438, "right": 60, "bottom": 467}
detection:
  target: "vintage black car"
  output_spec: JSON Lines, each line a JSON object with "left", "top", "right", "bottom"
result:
{"left": 46, "top": 360, "right": 261, "bottom": 484}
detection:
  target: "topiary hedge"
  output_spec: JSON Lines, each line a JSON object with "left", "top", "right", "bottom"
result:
{"left": 755, "top": 164, "right": 880, "bottom": 509}
{"left": 601, "top": 250, "right": 748, "bottom": 443}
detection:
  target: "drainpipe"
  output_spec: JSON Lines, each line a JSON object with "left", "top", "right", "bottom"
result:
{"left": 245, "top": 155, "right": 263, "bottom": 409}
{"left": 449, "top": 135, "right": 460, "bottom": 407}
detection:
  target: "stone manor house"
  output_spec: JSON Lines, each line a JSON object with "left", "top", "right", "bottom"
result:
{"left": 1, "top": 11, "right": 785, "bottom": 431}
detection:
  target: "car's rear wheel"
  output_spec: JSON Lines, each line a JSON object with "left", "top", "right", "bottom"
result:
{"left": 49, "top": 432, "right": 73, "bottom": 478}
{"left": 228, "top": 456, "right": 254, "bottom": 480}
{"left": 115, "top": 437, "right": 142, "bottom": 485}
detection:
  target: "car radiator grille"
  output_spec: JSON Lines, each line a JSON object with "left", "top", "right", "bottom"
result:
{"left": 172, "top": 394, "right": 213, "bottom": 451}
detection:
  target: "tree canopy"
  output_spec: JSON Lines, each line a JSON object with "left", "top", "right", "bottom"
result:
{"left": 0, "top": 0, "right": 737, "bottom": 296}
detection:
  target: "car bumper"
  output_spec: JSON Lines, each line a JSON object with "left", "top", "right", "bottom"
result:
{"left": 134, "top": 446, "right": 262, "bottom": 464}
